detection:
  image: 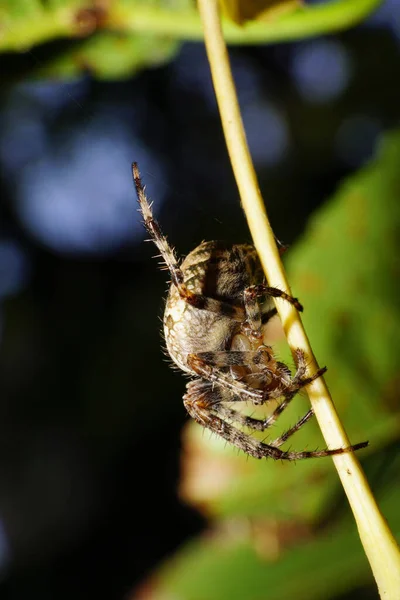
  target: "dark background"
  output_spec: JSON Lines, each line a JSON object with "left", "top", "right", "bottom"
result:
{"left": 0, "top": 1, "right": 399, "bottom": 598}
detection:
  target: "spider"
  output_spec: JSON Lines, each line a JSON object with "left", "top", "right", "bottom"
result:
{"left": 132, "top": 163, "right": 368, "bottom": 461}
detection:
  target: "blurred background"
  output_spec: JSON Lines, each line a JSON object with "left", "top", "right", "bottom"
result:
{"left": 0, "top": 1, "right": 400, "bottom": 599}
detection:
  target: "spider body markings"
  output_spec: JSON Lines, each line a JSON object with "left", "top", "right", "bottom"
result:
{"left": 133, "top": 163, "right": 368, "bottom": 460}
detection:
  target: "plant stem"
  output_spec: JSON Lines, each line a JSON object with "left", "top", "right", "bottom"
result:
{"left": 196, "top": 0, "right": 400, "bottom": 597}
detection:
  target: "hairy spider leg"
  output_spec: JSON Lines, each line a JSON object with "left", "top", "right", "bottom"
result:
{"left": 207, "top": 395, "right": 313, "bottom": 434}
{"left": 133, "top": 162, "right": 246, "bottom": 321}
{"left": 242, "top": 280, "right": 302, "bottom": 336}
{"left": 133, "top": 163, "right": 181, "bottom": 288}
{"left": 269, "top": 409, "right": 314, "bottom": 447}
{"left": 187, "top": 348, "right": 326, "bottom": 405}
{"left": 244, "top": 283, "right": 303, "bottom": 320}
{"left": 187, "top": 349, "right": 325, "bottom": 444}
{"left": 183, "top": 379, "right": 368, "bottom": 460}
{"left": 187, "top": 353, "right": 265, "bottom": 403}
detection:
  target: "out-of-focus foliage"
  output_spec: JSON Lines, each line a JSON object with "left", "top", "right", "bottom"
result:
{"left": 288, "top": 132, "right": 400, "bottom": 442}
{"left": 219, "top": 0, "right": 301, "bottom": 25}
{"left": 134, "top": 129, "right": 400, "bottom": 599}
{"left": 0, "top": 0, "right": 383, "bottom": 76}
{"left": 0, "top": 0, "right": 182, "bottom": 78}
{"left": 34, "top": 32, "right": 180, "bottom": 80}
{"left": 134, "top": 466, "right": 400, "bottom": 600}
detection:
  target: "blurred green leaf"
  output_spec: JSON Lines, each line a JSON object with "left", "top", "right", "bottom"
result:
{"left": 0, "top": 1, "right": 182, "bottom": 78}
{"left": 219, "top": 0, "right": 301, "bottom": 25}
{"left": 287, "top": 129, "right": 400, "bottom": 440}
{"left": 141, "top": 457, "right": 400, "bottom": 600}
{"left": 34, "top": 32, "right": 180, "bottom": 80}
{"left": 0, "top": 0, "right": 384, "bottom": 71}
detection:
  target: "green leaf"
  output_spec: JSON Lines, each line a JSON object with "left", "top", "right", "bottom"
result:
{"left": 287, "top": 129, "right": 400, "bottom": 443}
{"left": 0, "top": 0, "right": 384, "bottom": 58}
{"left": 33, "top": 32, "right": 180, "bottom": 80}
{"left": 148, "top": 465, "right": 400, "bottom": 600}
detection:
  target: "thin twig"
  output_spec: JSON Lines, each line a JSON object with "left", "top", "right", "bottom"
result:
{"left": 196, "top": 0, "right": 400, "bottom": 597}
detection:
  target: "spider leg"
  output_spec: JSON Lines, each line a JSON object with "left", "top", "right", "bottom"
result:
{"left": 243, "top": 286, "right": 262, "bottom": 333}
{"left": 187, "top": 353, "right": 265, "bottom": 403}
{"left": 266, "top": 404, "right": 368, "bottom": 456}
{"left": 133, "top": 163, "right": 183, "bottom": 289}
{"left": 183, "top": 379, "right": 288, "bottom": 459}
{"left": 268, "top": 409, "right": 314, "bottom": 446}
{"left": 215, "top": 383, "right": 311, "bottom": 434}
{"left": 212, "top": 402, "right": 295, "bottom": 432}
{"left": 185, "top": 371, "right": 303, "bottom": 432}
{"left": 245, "top": 284, "right": 303, "bottom": 313}
{"left": 188, "top": 348, "right": 326, "bottom": 404}
{"left": 242, "top": 282, "right": 300, "bottom": 339}
{"left": 243, "top": 287, "right": 280, "bottom": 336}
{"left": 187, "top": 347, "right": 291, "bottom": 404}
{"left": 133, "top": 164, "right": 247, "bottom": 322}
{"left": 289, "top": 349, "right": 328, "bottom": 397}
{"left": 183, "top": 380, "right": 368, "bottom": 460}
{"left": 209, "top": 352, "right": 331, "bottom": 447}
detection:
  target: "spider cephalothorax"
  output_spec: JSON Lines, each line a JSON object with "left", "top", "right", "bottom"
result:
{"left": 133, "top": 163, "right": 367, "bottom": 460}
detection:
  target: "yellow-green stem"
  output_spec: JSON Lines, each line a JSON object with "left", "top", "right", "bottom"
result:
{"left": 196, "top": 0, "right": 400, "bottom": 597}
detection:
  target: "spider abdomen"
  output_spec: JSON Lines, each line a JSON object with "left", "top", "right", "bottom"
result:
{"left": 164, "top": 241, "right": 263, "bottom": 374}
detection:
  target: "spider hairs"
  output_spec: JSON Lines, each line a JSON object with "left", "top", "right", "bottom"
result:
{"left": 133, "top": 163, "right": 368, "bottom": 461}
